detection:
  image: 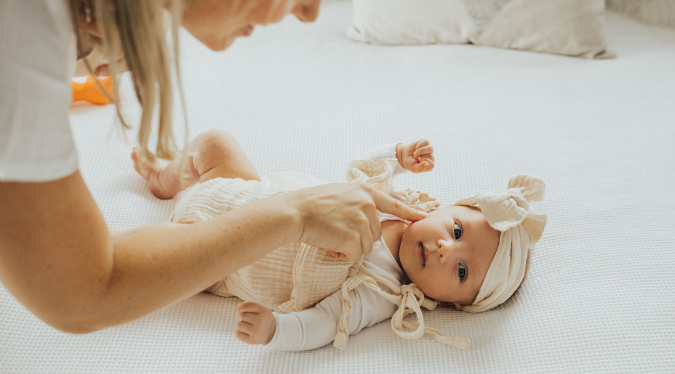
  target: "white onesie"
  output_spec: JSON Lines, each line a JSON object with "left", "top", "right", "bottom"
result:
{"left": 267, "top": 217, "right": 406, "bottom": 351}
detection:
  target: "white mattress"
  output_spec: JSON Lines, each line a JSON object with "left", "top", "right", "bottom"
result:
{"left": 2, "top": 1, "right": 675, "bottom": 372}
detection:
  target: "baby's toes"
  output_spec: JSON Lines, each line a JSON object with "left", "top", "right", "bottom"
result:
{"left": 131, "top": 148, "right": 146, "bottom": 175}
{"left": 131, "top": 148, "right": 160, "bottom": 180}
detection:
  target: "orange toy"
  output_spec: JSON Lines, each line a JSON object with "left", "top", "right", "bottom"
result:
{"left": 71, "top": 76, "right": 115, "bottom": 105}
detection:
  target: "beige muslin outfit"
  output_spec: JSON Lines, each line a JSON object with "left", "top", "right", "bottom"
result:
{"left": 170, "top": 157, "right": 470, "bottom": 350}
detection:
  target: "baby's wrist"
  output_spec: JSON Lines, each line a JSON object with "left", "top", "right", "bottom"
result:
{"left": 395, "top": 143, "right": 405, "bottom": 167}
{"left": 263, "top": 313, "right": 278, "bottom": 346}
{"left": 264, "top": 317, "right": 277, "bottom": 346}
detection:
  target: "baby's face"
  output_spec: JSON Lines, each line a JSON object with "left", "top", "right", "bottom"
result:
{"left": 399, "top": 206, "right": 500, "bottom": 309}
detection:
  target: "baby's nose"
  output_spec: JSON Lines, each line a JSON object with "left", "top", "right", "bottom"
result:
{"left": 435, "top": 240, "right": 452, "bottom": 262}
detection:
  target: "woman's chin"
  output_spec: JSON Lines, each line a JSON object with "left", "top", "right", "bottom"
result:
{"left": 211, "top": 29, "right": 254, "bottom": 51}
{"left": 208, "top": 37, "right": 237, "bottom": 51}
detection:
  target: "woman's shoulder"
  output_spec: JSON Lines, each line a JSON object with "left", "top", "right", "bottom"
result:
{"left": 0, "top": 0, "right": 75, "bottom": 65}
{"left": 0, "top": 0, "right": 74, "bottom": 38}
{"left": 0, "top": 0, "right": 78, "bottom": 182}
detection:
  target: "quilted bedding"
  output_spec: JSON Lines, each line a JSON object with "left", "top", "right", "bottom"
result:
{"left": 1, "top": 1, "right": 674, "bottom": 372}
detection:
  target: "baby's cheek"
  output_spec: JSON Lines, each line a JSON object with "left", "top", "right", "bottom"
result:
{"left": 417, "top": 273, "right": 444, "bottom": 301}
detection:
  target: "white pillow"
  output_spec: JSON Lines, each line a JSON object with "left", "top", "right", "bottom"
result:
{"left": 348, "top": 0, "right": 476, "bottom": 45}
{"left": 347, "top": 0, "right": 612, "bottom": 58}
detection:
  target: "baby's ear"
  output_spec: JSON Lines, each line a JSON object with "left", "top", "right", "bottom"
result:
{"left": 437, "top": 301, "right": 463, "bottom": 310}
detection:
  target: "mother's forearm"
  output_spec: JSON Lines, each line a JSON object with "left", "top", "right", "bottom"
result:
{"left": 86, "top": 195, "right": 302, "bottom": 332}
{"left": 1, "top": 172, "right": 301, "bottom": 335}
{"left": 109, "top": 221, "right": 182, "bottom": 241}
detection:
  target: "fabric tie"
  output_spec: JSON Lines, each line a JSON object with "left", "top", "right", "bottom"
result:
{"left": 333, "top": 266, "right": 470, "bottom": 351}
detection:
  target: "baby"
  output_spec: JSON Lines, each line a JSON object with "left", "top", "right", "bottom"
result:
{"left": 132, "top": 130, "right": 547, "bottom": 351}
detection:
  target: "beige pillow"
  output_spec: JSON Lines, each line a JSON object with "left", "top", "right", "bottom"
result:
{"left": 347, "top": 0, "right": 613, "bottom": 58}
{"left": 607, "top": 0, "right": 675, "bottom": 28}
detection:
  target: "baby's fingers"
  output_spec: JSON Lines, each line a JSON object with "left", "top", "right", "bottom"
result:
{"left": 237, "top": 301, "right": 266, "bottom": 315}
{"left": 235, "top": 320, "right": 272, "bottom": 345}
{"left": 234, "top": 328, "right": 251, "bottom": 343}
{"left": 236, "top": 320, "right": 256, "bottom": 335}
{"left": 235, "top": 322, "right": 260, "bottom": 344}
{"left": 413, "top": 145, "right": 434, "bottom": 158}
{"left": 420, "top": 157, "right": 435, "bottom": 171}
{"left": 415, "top": 139, "right": 430, "bottom": 149}
{"left": 409, "top": 160, "right": 428, "bottom": 173}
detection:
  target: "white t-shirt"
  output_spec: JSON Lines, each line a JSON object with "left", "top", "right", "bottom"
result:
{"left": 0, "top": 0, "right": 79, "bottom": 182}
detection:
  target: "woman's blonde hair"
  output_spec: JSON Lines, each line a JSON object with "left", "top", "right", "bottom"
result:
{"left": 68, "top": 0, "right": 186, "bottom": 162}
{"left": 67, "top": 0, "right": 289, "bottom": 163}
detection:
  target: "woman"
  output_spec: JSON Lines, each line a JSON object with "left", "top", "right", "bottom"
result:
{"left": 0, "top": 0, "right": 424, "bottom": 334}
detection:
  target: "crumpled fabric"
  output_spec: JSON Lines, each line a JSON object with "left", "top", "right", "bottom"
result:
{"left": 346, "top": 158, "right": 440, "bottom": 214}
{"left": 334, "top": 265, "right": 471, "bottom": 351}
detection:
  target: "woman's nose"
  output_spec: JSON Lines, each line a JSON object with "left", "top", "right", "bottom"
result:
{"left": 292, "top": 0, "right": 321, "bottom": 23}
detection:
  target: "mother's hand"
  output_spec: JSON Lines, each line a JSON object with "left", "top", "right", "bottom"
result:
{"left": 284, "top": 183, "right": 426, "bottom": 262}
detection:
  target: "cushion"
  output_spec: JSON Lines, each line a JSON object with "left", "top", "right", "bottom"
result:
{"left": 607, "top": 0, "right": 675, "bottom": 28}
{"left": 348, "top": 0, "right": 612, "bottom": 58}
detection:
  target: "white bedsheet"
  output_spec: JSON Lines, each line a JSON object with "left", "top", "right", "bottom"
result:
{"left": 2, "top": 1, "right": 674, "bottom": 372}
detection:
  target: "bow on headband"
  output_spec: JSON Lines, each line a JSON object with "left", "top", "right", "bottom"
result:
{"left": 454, "top": 175, "right": 547, "bottom": 313}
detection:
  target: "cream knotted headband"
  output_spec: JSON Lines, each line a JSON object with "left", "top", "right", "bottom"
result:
{"left": 454, "top": 174, "right": 547, "bottom": 313}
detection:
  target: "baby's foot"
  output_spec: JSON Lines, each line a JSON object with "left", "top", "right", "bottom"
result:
{"left": 131, "top": 148, "right": 180, "bottom": 199}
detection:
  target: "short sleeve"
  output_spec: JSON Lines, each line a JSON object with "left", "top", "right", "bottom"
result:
{"left": 0, "top": 0, "right": 79, "bottom": 182}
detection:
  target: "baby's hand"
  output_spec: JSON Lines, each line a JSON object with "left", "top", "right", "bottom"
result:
{"left": 396, "top": 140, "right": 435, "bottom": 173}
{"left": 235, "top": 301, "right": 276, "bottom": 346}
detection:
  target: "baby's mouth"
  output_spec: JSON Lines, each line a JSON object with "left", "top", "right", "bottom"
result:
{"left": 418, "top": 242, "right": 427, "bottom": 267}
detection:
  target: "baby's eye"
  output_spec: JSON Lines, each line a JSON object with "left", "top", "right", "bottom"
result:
{"left": 458, "top": 263, "right": 467, "bottom": 280}
{"left": 453, "top": 222, "right": 462, "bottom": 240}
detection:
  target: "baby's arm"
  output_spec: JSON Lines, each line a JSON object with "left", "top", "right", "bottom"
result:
{"left": 236, "top": 283, "right": 397, "bottom": 351}
{"left": 361, "top": 141, "right": 435, "bottom": 174}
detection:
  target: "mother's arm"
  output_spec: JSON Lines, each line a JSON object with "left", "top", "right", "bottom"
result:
{"left": 109, "top": 221, "right": 182, "bottom": 241}
{"left": 0, "top": 171, "right": 303, "bottom": 334}
{"left": 0, "top": 171, "right": 423, "bottom": 334}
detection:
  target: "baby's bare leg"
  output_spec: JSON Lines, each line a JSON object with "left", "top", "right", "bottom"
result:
{"left": 189, "top": 130, "right": 261, "bottom": 183}
{"left": 132, "top": 130, "right": 260, "bottom": 199}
